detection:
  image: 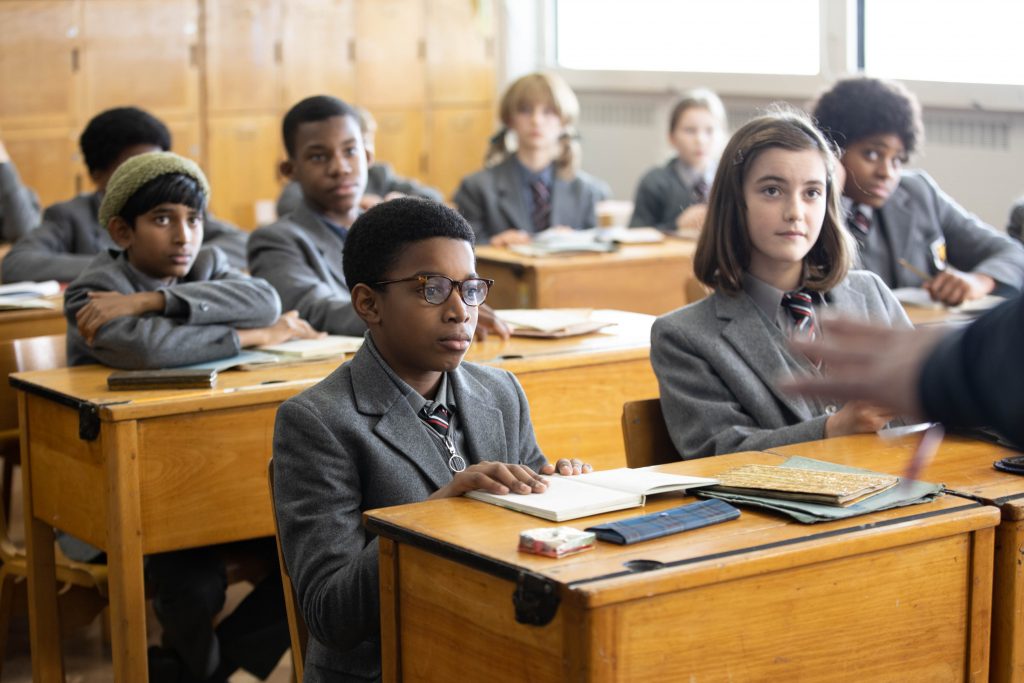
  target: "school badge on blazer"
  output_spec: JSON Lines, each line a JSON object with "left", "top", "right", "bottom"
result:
{"left": 930, "top": 237, "right": 947, "bottom": 271}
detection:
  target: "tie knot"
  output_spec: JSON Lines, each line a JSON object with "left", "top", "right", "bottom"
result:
{"left": 419, "top": 403, "right": 451, "bottom": 437}
{"left": 782, "top": 289, "right": 818, "bottom": 339}
{"left": 849, "top": 204, "right": 871, "bottom": 235}
{"left": 693, "top": 179, "right": 709, "bottom": 203}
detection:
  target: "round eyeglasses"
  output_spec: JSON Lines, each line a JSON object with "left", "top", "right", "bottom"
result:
{"left": 372, "top": 274, "right": 494, "bottom": 306}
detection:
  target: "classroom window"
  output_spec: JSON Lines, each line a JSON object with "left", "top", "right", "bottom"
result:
{"left": 864, "top": 0, "right": 1024, "bottom": 85}
{"left": 555, "top": 0, "right": 820, "bottom": 75}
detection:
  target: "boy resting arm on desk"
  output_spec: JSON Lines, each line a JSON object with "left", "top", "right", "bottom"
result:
{"left": 64, "top": 151, "right": 320, "bottom": 370}
{"left": 272, "top": 197, "right": 588, "bottom": 682}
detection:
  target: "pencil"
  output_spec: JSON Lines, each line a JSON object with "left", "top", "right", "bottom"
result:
{"left": 897, "top": 258, "right": 932, "bottom": 282}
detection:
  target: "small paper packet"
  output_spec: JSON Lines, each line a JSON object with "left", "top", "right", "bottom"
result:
{"left": 518, "top": 526, "right": 595, "bottom": 558}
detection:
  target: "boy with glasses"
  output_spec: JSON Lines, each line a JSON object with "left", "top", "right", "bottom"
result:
{"left": 272, "top": 197, "right": 588, "bottom": 681}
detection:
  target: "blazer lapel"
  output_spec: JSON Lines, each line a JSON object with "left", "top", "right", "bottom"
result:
{"left": 494, "top": 158, "right": 533, "bottom": 233}
{"left": 879, "top": 181, "right": 916, "bottom": 280}
{"left": 715, "top": 292, "right": 820, "bottom": 421}
{"left": 449, "top": 368, "right": 509, "bottom": 464}
{"left": 293, "top": 202, "right": 348, "bottom": 289}
{"left": 550, "top": 176, "right": 576, "bottom": 229}
{"left": 350, "top": 347, "right": 452, "bottom": 490}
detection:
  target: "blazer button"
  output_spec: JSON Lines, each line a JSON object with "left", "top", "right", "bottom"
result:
{"left": 825, "top": 404, "right": 837, "bottom": 415}
{"left": 199, "top": 303, "right": 210, "bottom": 311}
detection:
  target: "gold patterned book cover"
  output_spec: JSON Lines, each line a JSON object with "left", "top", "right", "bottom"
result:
{"left": 710, "top": 464, "right": 898, "bottom": 507}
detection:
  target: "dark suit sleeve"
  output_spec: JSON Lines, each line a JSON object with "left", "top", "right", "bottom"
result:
{"left": 247, "top": 225, "right": 364, "bottom": 335}
{"left": 0, "top": 161, "right": 41, "bottom": 243}
{"left": 1, "top": 207, "right": 94, "bottom": 283}
{"left": 201, "top": 214, "right": 249, "bottom": 270}
{"left": 651, "top": 317, "right": 829, "bottom": 458}
{"left": 920, "top": 295, "right": 1024, "bottom": 447}
{"left": 373, "top": 164, "right": 443, "bottom": 202}
{"left": 919, "top": 173, "right": 1024, "bottom": 292}
{"left": 1007, "top": 198, "right": 1024, "bottom": 243}
{"left": 273, "top": 398, "right": 382, "bottom": 653}
{"left": 630, "top": 168, "right": 674, "bottom": 230}
{"left": 453, "top": 175, "right": 497, "bottom": 243}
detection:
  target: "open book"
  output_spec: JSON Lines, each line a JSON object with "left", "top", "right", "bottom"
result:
{"left": 497, "top": 308, "right": 616, "bottom": 338}
{"left": 709, "top": 464, "right": 898, "bottom": 507}
{"left": 464, "top": 467, "right": 718, "bottom": 522}
{"left": 258, "top": 335, "right": 363, "bottom": 359}
{"left": 893, "top": 287, "right": 1005, "bottom": 315}
{"left": 0, "top": 279, "right": 62, "bottom": 310}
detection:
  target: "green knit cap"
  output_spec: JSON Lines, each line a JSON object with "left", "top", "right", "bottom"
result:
{"left": 98, "top": 151, "right": 211, "bottom": 228}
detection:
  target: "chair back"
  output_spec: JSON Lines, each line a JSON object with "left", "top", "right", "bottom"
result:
{"left": 621, "top": 398, "right": 679, "bottom": 468}
{"left": 0, "top": 334, "right": 66, "bottom": 456}
{"left": 268, "top": 459, "right": 309, "bottom": 680}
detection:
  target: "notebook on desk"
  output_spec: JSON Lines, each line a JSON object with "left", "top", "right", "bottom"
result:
{"left": 464, "top": 467, "right": 718, "bottom": 522}
{"left": 497, "top": 308, "right": 616, "bottom": 338}
{"left": 107, "top": 368, "right": 218, "bottom": 390}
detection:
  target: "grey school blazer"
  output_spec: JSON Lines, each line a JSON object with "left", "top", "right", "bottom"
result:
{"left": 247, "top": 200, "right": 365, "bottom": 335}
{"left": 651, "top": 270, "right": 911, "bottom": 459}
{"left": 64, "top": 246, "right": 280, "bottom": 369}
{"left": 453, "top": 156, "right": 608, "bottom": 243}
{"left": 867, "top": 170, "right": 1024, "bottom": 293}
{"left": 629, "top": 160, "right": 702, "bottom": 231}
{"left": 272, "top": 341, "right": 548, "bottom": 682}
{"left": 0, "top": 191, "right": 250, "bottom": 283}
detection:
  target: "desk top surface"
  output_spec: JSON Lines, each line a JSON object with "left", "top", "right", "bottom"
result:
{"left": 0, "top": 295, "right": 64, "bottom": 323}
{"left": 365, "top": 450, "right": 997, "bottom": 605}
{"left": 475, "top": 239, "right": 697, "bottom": 269}
{"left": 11, "top": 309, "right": 654, "bottom": 420}
{"left": 768, "top": 433, "right": 1024, "bottom": 514}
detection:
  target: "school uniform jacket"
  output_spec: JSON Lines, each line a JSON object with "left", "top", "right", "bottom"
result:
{"left": 629, "top": 160, "right": 702, "bottom": 231}
{"left": 453, "top": 156, "right": 608, "bottom": 243}
{"left": 1, "top": 191, "right": 250, "bottom": 283}
{"left": 651, "top": 270, "right": 911, "bottom": 459}
{"left": 866, "top": 170, "right": 1024, "bottom": 292}
{"left": 274, "top": 163, "right": 443, "bottom": 218}
{"left": 247, "top": 200, "right": 364, "bottom": 335}
{"left": 272, "top": 341, "right": 548, "bottom": 682}
{"left": 64, "top": 246, "right": 280, "bottom": 369}
{"left": 0, "top": 161, "right": 41, "bottom": 242}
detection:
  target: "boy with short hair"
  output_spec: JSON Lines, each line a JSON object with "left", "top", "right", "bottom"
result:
{"left": 2, "top": 106, "right": 248, "bottom": 283}
{"left": 275, "top": 104, "right": 443, "bottom": 217}
{"left": 272, "top": 197, "right": 587, "bottom": 681}
{"left": 812, "top": 76, "right": 1024, "bottom": 306}
{"left": 65, "top": 150, "right": 314, "bottom": 682}
{"left": 65, "top": 151, "right": 319, "bottom": 369}
{"left": 249, "top": 95, "right": 509, "bottom": 338}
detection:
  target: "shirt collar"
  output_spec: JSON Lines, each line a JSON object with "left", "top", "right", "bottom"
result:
{"left": 673, "top": 159, "right": 715, "bottom": 190}
{"left": 316, "top": 213, "right": 349, "bottom": 243}
{"left": 115, "top": 249, "right": 180, "bottom": 289}
{"left": 841, "top": 195, "right": 874, "bottom": 221}
{"left": 363, "top": 332, "right": 454, "bottom": 414}
{"left": 515, "top": 158, "right": 554, "bottom": 187}
{"left": 742, "top": 272, "right": 788, "bottom": 321}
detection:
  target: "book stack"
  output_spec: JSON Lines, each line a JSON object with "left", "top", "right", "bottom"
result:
{"left": 709, "top": 464, "right": 898, "bottom": 507}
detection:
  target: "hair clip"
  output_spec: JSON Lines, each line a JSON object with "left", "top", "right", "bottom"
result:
{"left": 733, "top": 148, "right": 745, "bottom": 166}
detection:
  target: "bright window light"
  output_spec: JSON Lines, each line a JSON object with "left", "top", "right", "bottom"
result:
{"left": 556, "top": 0, "right": 820, "bottom": 75}
{"left": 865, "top": 0, "right": 1024, "bottom": 85}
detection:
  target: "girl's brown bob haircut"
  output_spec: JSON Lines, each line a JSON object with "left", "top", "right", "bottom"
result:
{"left": 693, "top": 106, "right": 853, "bottom": 294}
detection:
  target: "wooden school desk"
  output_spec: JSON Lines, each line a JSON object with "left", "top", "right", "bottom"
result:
{"left": 476, "top": 240, "right": 697, "bottom": 316}
{"left": 365, "top": 451, "right": 999, "bottom": 682}
{"left": 12, "top": 310, "right": 656, "bottom": 682}
{"left": 765, "top": 433, "right": 1024, "bottom": 683}
{"left": 0, "top": 296, "right": 66, "bottom": 342}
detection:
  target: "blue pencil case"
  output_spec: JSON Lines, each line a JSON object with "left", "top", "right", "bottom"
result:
{"left": 585, "top": 498, "right": 740, "bottom": 545}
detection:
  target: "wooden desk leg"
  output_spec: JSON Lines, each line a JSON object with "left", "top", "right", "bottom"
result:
{"left": 19, "top": 392, "right": 65, "bottom": 682}
{"left": 379, "top": 537, "right": 400, "bottom": 683}
{"left": 105, "top": 420, "right": 149, "bottom": 683}
{"left": 992, "top": 520, "right": 1024, "bottom": 683}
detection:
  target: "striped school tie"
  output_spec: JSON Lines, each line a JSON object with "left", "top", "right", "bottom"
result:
{"left": 781, "top": 290, "right": 818, "bottom": 341}
{"left": 848, "top": 204, "right": 871, "bottom": 236}
{"left": 693, "top": 179, "right": 710, "bottom": 203}
{"left": 530, "top": 179, "right": 552, "bottom": 232}
{"left": 419, "top": 403, "right": 467, "bottom": 473}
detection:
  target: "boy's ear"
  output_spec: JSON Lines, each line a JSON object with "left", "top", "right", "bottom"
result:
{"left": 107, "top": 216, "right": 134, "bottom": 249}
{"left": 279, "top": 158, "right": 295, "bottom": 180}
{"left": 364, "top": 145, "right": 375, "bottom": 168}
{"left": 351, "top": 283, "right": 382, "bottom": 325}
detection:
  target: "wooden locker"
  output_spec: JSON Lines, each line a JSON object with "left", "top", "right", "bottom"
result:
{"left": 354, "top": 0, "right": 424, "bottom": 108}
{"left": 425, "top": 0, "right": 495, "bottom": 106}
{"left": 426, "top": 105, "right": 493, "bottom": 201}
{"left": 204, "top": 0, "right": 283, "bottom": 113}
{"left": 79, "top": 0, "right": 200, "bottom": 122}
{"left": 371, "top": 108, "right": 425, "bottom": 184}
{"left": 205, "top": 115, "right": 283, "bottom": 230}
{"left": 282, "top": 0, "right": 356, "bottom": 106}
{"left": 3, "top": 127, "right": 80, "bottom": 208}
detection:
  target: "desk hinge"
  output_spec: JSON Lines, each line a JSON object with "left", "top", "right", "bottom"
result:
{"left": 513, "top": 572, "right": 560, "bottom": 626}
{"left": 79, "top": 403, "right": 100, "bottom": 441}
